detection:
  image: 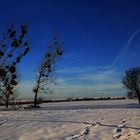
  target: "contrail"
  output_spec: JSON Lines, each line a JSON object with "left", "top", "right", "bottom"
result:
{"left": 113, "top": 27, "right": 140, "bottom": 65}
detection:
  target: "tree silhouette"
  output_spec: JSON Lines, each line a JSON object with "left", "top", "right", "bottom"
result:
{"left": 0, "top": 71, "right": 20, "bottom": 108}
{"left": 0, "top": 24, "right": 30, "bottom": 108}
{"left": 122, "top": 67, "right": 140, "bottom": 104}
{"left": 33, "top": 35, "right": 63, "bottom": 108}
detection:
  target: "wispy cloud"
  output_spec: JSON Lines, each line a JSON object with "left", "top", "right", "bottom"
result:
{"left": 79, "top": 70, "right": 114, "bottom": 81}
{"left": 56, "top": 65, "right": 122, "bottom": 84}
{"left": 53, "top": 82, "right": 124, "bottom": 98}
{"left": 55, "top": 67, "right": 123, "bottom": 92}
{"left": 113, "top": 27, "right": 140, "bottom": 65}
{"left": 17, "top": 67, "right": 124, "bottom": 98}
{"left": 18, "top": 28, "right": 140, "bottom": 98}
{"left": 56, "top": 65, "right": 111, "bottom": 74}
{"left": 55, "top": 83, "right": 122, "bottom": 91}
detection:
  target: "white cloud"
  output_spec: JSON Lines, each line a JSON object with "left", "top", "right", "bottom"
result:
{"left": 79, "top": 70, "right": 114, "bottom": 81}
{"left": 16, "top": 66, "right": 125, "bottom": 99}
{"left": 52, "top": 82, "right": 124, "bottom": 98}
{"left": 54, "top": 66, "right": 125, "bottom": 98}
{"left": 55, "top": 83, "right": 122, "bottom": 91}
{"left": 113, "top": 27, "right": 140, "bottom": 65}
{"left": 56, "top": 67, "right": 121, "bottom": 85}
{"left": 56, "top": 65, "right": 111, "bottom": 74}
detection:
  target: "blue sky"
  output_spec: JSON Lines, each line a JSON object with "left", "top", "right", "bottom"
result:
{"left": 0, "top": 0, "right": 140, "bottom": 99}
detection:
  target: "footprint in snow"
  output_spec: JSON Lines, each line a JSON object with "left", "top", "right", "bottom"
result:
{"left": 120, "top": 118, "right": 127, "bottom": 124}
{"left": 118, "top": 124, "right": 126, "bottom": 128}
{"left": 136, "top": 130, "right": 140, "bottom": 135}
{"left": 71, "top": 126, "right": 90, "bottom": 140}
{"left": 115, "top": 127, "right": 122, "bottom": 133}
{"left": 113, "top": 133, "right": 122, "bottom": 138}
{"left": 113, "top": 124, "right": 125, "bottom": 139}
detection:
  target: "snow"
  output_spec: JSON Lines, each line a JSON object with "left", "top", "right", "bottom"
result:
{"left": 0, "top": 99, "right": 140, "bottom": 140}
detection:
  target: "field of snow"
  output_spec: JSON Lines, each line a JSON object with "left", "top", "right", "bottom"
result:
{"left": 0, "top": 99, "right": 140, "bottom": 140}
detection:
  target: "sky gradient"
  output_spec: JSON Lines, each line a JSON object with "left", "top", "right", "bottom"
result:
{"left": 0, "top": 0, "right": 140, "bottom": 99}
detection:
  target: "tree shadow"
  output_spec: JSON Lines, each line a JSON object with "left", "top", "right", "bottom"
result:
{"left": 0, "top": 103, "right": 139, "bottom": 112}
{"left": 0, "top": 119, "right": 140, "bottom": 131}
{"left": 32, "top": 104, "right": 140, "bottom": 111}
{"left": 101, "top": 123, "right": 140, "bottom": 130}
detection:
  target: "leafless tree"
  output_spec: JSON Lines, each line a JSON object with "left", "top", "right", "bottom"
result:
{"left": 122, "top": 67, "right": 140, "bottom": 104}
{"left": 0, "top": 24, "right": 30, "bottom": 108}
{"left": 0, "top": 70, "right": 20, "bottom": 108}
{"left": 33, "top": 35, "right": 63, "bottom": 107}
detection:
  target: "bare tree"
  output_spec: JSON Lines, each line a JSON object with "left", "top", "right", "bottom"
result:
{"left": 0, "top": 71, "right": 20, "bottom": 108}
{"left": 33, "top": 35, "right": 63, "bottom": 108}
{"left": 0, "top": 24, "right": 30, "bottom": 108}
{"left": 122, "top": 67, "right": 140, "bottom": 104}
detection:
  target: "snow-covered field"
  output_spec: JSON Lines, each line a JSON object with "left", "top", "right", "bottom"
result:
{"left": 0, "top": 99, "right": 140, "bottom": 140}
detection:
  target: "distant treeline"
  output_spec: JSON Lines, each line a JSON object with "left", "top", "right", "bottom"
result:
{"left": 0, "top": 97, "right": 126, "bottom": 106}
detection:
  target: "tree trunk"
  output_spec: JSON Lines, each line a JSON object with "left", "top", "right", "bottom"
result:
{"left": 34, "top": 70, "right": 42, "bottom": 108}
{"left": 138, "top": 94, "right": 140, "bottom": 104}
{"left": 6, "top": 96, "right": 9, "bottom": 108}
{"left": 136, "top": 91, "right": 140, "bottom": 104}
{"left": 34, "top": 91, "right": 38, "bottom": 108}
